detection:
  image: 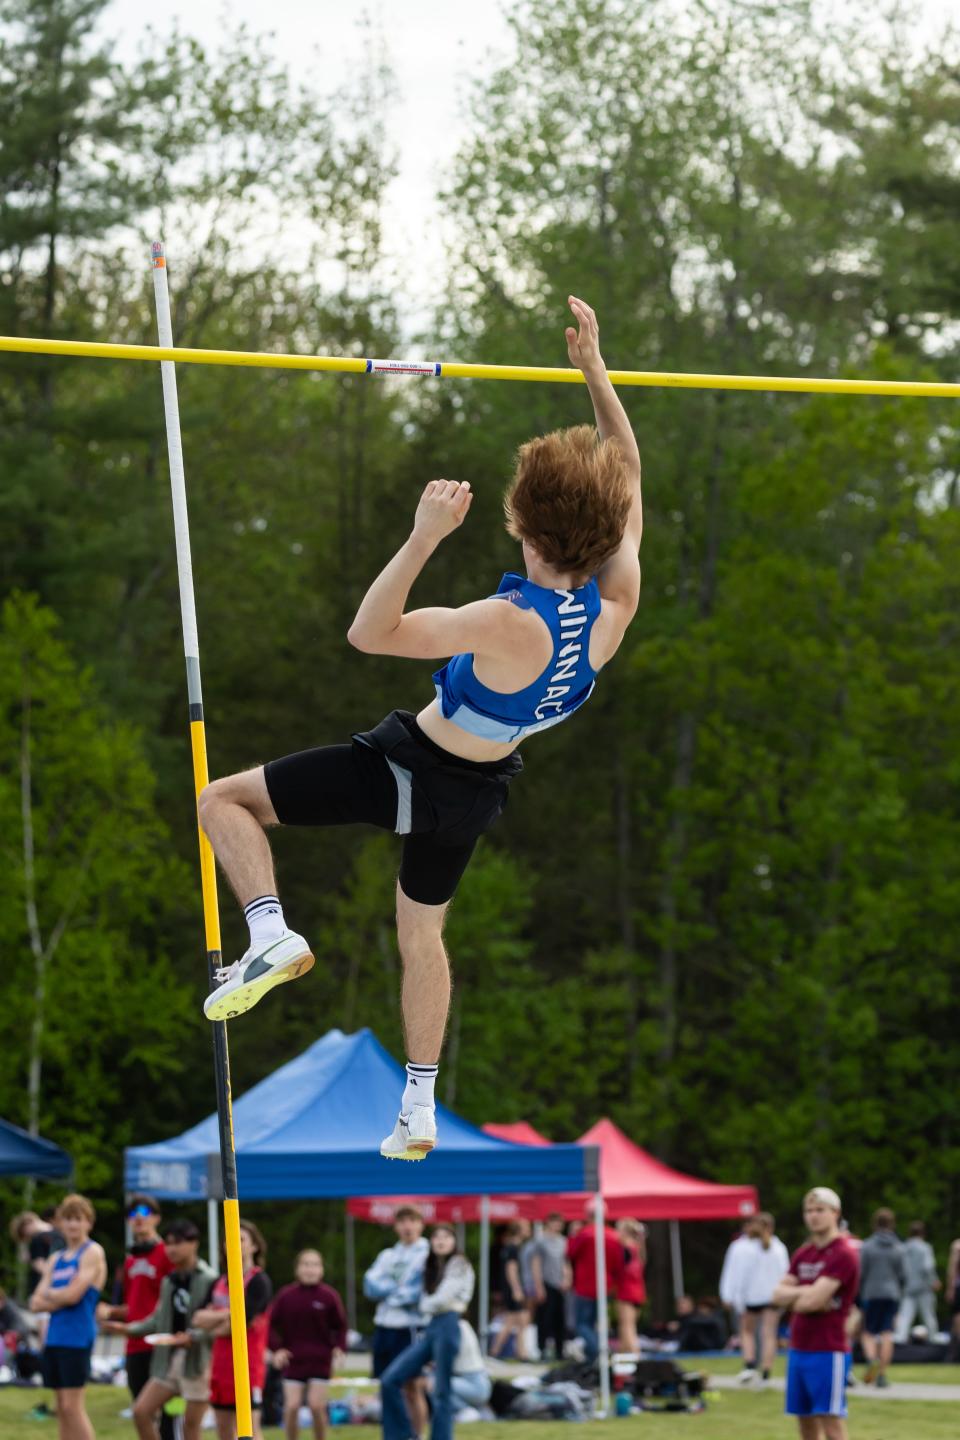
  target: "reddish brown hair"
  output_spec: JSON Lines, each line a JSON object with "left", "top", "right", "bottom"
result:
{"left": 504, "top": 425, "right": 632, "bottom": 577}
{"left": 57, "top": 1194, "right": 95, "bottom": 1225}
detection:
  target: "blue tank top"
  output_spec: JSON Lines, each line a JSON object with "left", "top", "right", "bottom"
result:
{"left": 46, "top": 1242, "right": 99, "bottom": 1348}
{"left": 433, "top": 572, "right": 602, "bottom": 744}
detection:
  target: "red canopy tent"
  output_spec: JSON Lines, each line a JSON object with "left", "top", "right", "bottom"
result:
{"left": 554, "top": 1118, "right": 758, "bottom": 1221}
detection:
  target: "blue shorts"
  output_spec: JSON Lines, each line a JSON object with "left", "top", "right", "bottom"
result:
{"left": 863, "top": 1298, "right": 898, "bottom": 1335}
{"left": 785, "top": 1350, "right": 850, "bottom": 1418}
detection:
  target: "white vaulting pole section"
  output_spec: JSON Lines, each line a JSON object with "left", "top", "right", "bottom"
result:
{"left": 151, "top": 240, "right": 254, "bottom": 1440}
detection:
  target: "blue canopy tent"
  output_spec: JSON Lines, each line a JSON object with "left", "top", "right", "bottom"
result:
{"left": 126, "top": 1028, "right": 610, "bottom": 1409}
{"left": 0, "top": 1116, "right": 72, "bottom": 1179}
{"left": 125, "top": 1028, "right": 598, "bottom": 1200}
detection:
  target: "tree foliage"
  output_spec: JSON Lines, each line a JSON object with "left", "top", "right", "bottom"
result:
{"left": 0, "top": 0, "right": 958, "bottom": 1308}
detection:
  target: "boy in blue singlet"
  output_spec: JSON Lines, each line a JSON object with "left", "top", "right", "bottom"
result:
{"left": 198, "top": 296, "right": 643, "bottom": 1160}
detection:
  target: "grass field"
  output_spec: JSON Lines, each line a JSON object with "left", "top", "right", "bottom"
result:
{"left": 2, "top": 1378, "right": 960, "bottom": 1440}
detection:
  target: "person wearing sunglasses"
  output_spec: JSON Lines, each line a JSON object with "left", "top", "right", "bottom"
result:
{"left": 98, "top": 1196, "right": 174, "bottom": 1420}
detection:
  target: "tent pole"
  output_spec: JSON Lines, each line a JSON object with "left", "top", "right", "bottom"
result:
{"left": 207, "top": 1197, "right": 219, "bottom": 1269}
{"left": 479, "top": 1196, "right": 490, "bottom": 1355}
{"left": 669, "top": 1219, "right": 684, "bottom": 1300}
{"left": 345, "top": 1209, "right": 357, "bottom": 1332}
{"left": 151, "top": 239, "right": 253, "bottom": 1440}
{"left": 593, "top": 1194, "right": 610, "bottom": 1417}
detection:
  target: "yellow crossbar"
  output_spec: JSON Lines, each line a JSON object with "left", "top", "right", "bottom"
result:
{"left": 0, "top": 333, "right": 957, "bottom": 398}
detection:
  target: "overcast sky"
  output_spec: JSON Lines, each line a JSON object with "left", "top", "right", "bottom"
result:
{"left": 102, "top": 1, "right": 956, "bottom": 332}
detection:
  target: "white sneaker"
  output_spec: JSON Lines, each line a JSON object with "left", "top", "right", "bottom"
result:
{"left": 380, "top": 1106, "right": 437, "bottom": 1161}
{"left": 203, "top": 930, "right": 315, "bottom": 1021}
{"left": 736, "top": 1367, "right": 759, "bottom": 1386}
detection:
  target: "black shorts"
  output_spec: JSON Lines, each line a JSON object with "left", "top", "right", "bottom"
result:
{"left": 264, "top": 710, "right": 522, "bottom": 906}
{"left": 862, "top": 1298, "right": 898, "bottom": 1335}
{"left": 371, "top": 1325, "right": 418, "bottom": 1377}
{"left": 126, "top": 1349, "right": 153, "bottom": 1398}
{"left": 42, "top": 1344, "right": 91, "bottom": 1390}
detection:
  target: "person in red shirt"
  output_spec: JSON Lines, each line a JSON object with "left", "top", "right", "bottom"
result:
{"left": 615, "top": 1218, "right": 646, "bottom": 1353}
{"left": 566, "top": 1206, "right": 625, "bottom": 1362}
{"left": 269, "top": 1249, "right": 346, "bottom": 1440}
{"left": 193, "top": 1221, "right": 273, "bottom": 1440}
{"left": 772, "top": 1187, "right": 860, "bottom": 1440}
{"left": 98, "top": 1196, "right": 173, "bottom": 1414}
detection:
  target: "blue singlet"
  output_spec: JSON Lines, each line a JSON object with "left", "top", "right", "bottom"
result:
{"left": 433, "top": 572, "right": 601, "bottom": 744}
{"left": 46, "top": 1242, "right": 99, "bottom": 1349}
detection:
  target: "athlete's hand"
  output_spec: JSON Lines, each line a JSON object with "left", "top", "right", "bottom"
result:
{"left": 565, "top": 295, "right": 604, "bottom": 376}
{"left": 412, "top": 479, "right": 472, "bottom": 546}
{"left": 272, "top": 1347, "right": 291, "bottom": 1369}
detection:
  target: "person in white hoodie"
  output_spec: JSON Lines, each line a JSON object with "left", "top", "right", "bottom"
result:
{"left": 735, "top": 1212, "right": 789, "bottom": 1386}
{"left": 720, "top": 1218, "right": 758, "bottom": 1339}
{"left": 363, "top": 1207, "right": 429, "bottom": 1438}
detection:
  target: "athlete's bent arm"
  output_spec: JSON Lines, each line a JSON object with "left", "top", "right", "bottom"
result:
{"left": 775, "top": 1275, "right": 840, "bottom": 1313}
{"left": 348, "top": 478, "right": 514, "bottom": 660}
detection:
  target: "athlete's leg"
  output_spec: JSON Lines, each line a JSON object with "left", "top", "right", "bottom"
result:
{"left": 820, "top": 1418, "right": 847, "bottom": 1440}
{"left": 760, "top": 1307, "right": 779, "bottom": 1374}
{"left": 305, "top": 1379, "right": 329, "bottom": 1440}
{"left": 395, "top": 884, "right": 451, "bottom": 1065}
{"left": 796, "top": 1420, "right": 824, "bottom": 1440}
{"left": 198, "top": 768, "right": 279, "bottom": 906}
{"left": 282, "top": 1379, "right": 305, "bottom": 1440}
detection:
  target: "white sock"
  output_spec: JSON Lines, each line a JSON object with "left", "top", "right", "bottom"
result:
{"left": 244, "top": 895, "right": 287, "bottom": 949}
{"left": 402, "top": 1062, "right": 438, "bottom": 1112}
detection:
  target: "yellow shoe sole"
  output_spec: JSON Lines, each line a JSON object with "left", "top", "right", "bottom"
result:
{"left": 205, "top": 950, "right": 315, "bottom": 1022}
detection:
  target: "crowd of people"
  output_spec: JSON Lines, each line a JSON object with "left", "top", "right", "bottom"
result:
{"left": 6, "top": 1195, "right": 347, "bottom": 1440}
{"left": 5, "top": 1190, "right": 960, "bottom": 1440}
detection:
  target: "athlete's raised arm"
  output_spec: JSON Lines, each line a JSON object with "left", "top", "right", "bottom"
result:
{"left": 566, "top": 296, "right": 642, "bottom": 617}
{"left": 347, "top": 478, "right": 510, "bottom": 660}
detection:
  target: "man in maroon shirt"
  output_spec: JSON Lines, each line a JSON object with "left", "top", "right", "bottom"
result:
{"left": 269, "top": 1248, "right": 347, "bottom": 1440}
{"left": 566, "top": 1206, "right": 625, "bottom": 1363}
{"left": 99, "top": 1195, "right": 174, "bottom": 1415}
{"left": 773, "top": 1187, "right": 860, "bottom": 1440}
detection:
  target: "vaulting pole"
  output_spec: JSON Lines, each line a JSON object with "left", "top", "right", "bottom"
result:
{"left": 151, "top": 240, "right": 253, "bottom": 1440}
{"left": 1, "top": 331, "right": 959, "bottom": 398}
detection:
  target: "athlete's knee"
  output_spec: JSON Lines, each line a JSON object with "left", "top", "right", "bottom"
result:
{"left": 199, "top": 768, "right": 276, "bottom": 828}
{"left": 395, "top": 883, "right": 448, "bottom": 950}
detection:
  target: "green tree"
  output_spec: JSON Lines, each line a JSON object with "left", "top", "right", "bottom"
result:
{"left": 0, "top": 593, "right": 194, "bottom": 1192}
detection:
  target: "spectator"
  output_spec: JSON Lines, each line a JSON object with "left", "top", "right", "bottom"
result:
{"left": 614, "top": 1218, "right": 646, "bottom": 1354}
{"left": 566, "top": 1205, "right": 625, "bottom": 1363}
{"left": 947, "top": 1237, "right": 960, "bottom": 1362}
{"left": 269, "top": 1248, "right": 347, "bottom": 1440}
{"left": 719, "top": 1216, "right": 759, "bottom": 1342}
{"left": 449, "top": 1319, "right": 491, "bottom": 1415}
{"left": 9, "top": 1210, "right": 66, "bottom": 1295}
{"left": 192, "top": 1220, "right": 273, "bottom": 1440}
{"left": 363, "top": 1205, "right": 429, "bottom": 1440}
{"left": 859, "top": 1207, "right": 905, "bottom": 1388}
{"left": 111, "top": 1217, "right": 217, "bottom": 1440}
{"left": 29, "top": 1193, "right": 108, "bottom": 1440}
{"left": 671, "top": 1295, "right": 728, "bottom": 1353}
{"left": 516, "top": 1220, "right": 538, "bottom": 1313}
{"left": 772, "top": 1186, "right": 860, "bottom": 1440}
{"left": 0, "top": 1282, "right": 28, "bottom": 1381}
{"left": 98, "top": 1194, "right": 174, "bottom": 1424}
{"left": 735, "top": 1211, "right": 789, "bottom": 1386}
{"left": 896, "top": 1221, "right": 940, "bottom": 1342}
{"left": 380, "top": 1224, "right": 475, "bottom": 1440}
{"left": 529, "top": 1213, "right": 568, "bottom": 1361}
{"left": 488, "top": 1221, "right": 529, "bottom": 1360}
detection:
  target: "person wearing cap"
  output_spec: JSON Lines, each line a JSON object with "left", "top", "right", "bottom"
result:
{"left": 772, "top": 1188, "right": 860, "bottom": 1439}
{"left": 98, "top": 1195, "right": 174, "bottom": 1418}
{"left": 104, "top": 1218, "right": 217, "bottom": 1440}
